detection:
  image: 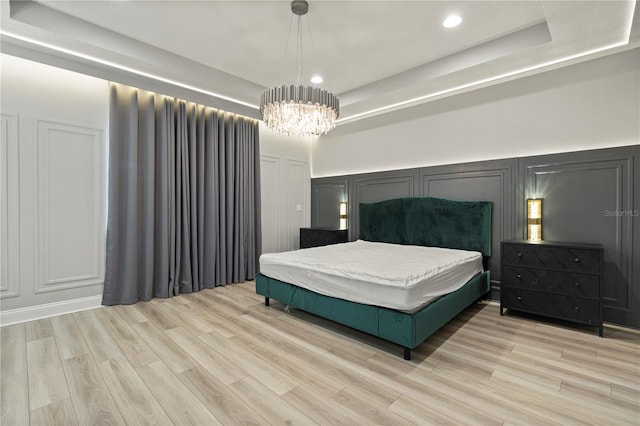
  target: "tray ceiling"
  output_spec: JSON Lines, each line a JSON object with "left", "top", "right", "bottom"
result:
{"left": 1, "top": 0, "right": 638, "bottom": 125}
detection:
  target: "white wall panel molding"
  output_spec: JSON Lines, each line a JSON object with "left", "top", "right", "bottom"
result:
{"left": 1, "top": 54, "right": 108, "bottom": 316}
{"left": 0, "top": 113, "right": 21, "bottom": 299}
{"left": 34, "top": 120, "right": 105, "bottom": 293}
{"left": 258, "top": 123, "right": 311, "bottom": 255}
{"left": 284, "top": 159, "right": 310, "bottom": 251}
{"left": 260, "top": 154, "right": 282, "bottom": 254}
{"left": 0, "top": 295, "right": 103, "bottom": 326}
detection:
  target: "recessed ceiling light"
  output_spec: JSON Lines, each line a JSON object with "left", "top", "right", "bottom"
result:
{"left": 310, "top": 75, "right": 323, "bottom": 84}
{"left": 443, "top": 14, "right": 462, "bottom": 28}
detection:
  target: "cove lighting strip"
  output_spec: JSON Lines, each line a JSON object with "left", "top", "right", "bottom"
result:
{"left": 1, "top": 0, "right": 636, "bottom": 124}
{"left": 337, "top": 41, "right": 628, "bottom": 123}
{"left": 337, "top": 0, "right": 637, "bottom": 124}
{"left": 0, "top": 30, "right": 260, "bottom": 110}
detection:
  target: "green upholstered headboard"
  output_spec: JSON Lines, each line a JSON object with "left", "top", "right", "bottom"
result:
{"left": 359, "top": 197, "right": 493, "bottom": 257}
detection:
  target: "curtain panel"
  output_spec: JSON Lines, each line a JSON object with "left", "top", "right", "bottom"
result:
{"left": 103, "top": 83, "right": 261, "bottom": 305}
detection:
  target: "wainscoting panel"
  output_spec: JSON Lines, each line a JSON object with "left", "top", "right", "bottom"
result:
{"left": 284, "top": 159, "right": 311, "bottom": 251}
{"left": 1, "top": 58, "right": 108, "bottom": 322}
{"left": 419, "top": 159, "right": 516, "bottom": 292}
{"left": 311, "top": 146, "right": 639, "bottom": 328}
{"left": 0, "top": 113, "right": 20, "bottom": 299}
{"left": 260, "top": 152, "right": 310, "bottom": 255}
{"left": 35, "top": 121, "right": 105, "bottom": 293}
{"left": 260, "top": 155, "right": 282, "bottom": 254}
{"left": 311, "top": 177, "right": 349, "bottom": 229}
{"left": 351, "top": 170, "right": 418, "bottom": 240}
{"left": 520, "top": 146, "right": 639, "bottom": 327}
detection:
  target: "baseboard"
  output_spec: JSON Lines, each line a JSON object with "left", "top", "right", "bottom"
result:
{"left": 0, "top": 295, "right": 103, "bottom": 326}
{"left": 604, "top": 322, "right": 640, "bottom": 334}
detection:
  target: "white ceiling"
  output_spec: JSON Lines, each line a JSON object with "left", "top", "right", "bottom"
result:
{"left": 1, "top": 1, "right": 638, "bottom": 125}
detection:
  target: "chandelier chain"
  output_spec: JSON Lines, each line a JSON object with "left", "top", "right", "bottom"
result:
{"left": 297, "top": 15, "right": 303, "bottom": 85}
{"left": 281, "top": 12, "right": 295, "bottom": 83}
{"left": 305, "top": 15, "right": 318, "bottom": 80}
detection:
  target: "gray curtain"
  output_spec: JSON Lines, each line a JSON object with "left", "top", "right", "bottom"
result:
{"left": 102, "top": 83, "right": 261, "bottom": 305}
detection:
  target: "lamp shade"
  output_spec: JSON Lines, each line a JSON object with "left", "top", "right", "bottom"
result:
{"left": 527, "top": 198, "right": 542, "bottom": 241}
{"left": 339, "top": 202, "right": 347, "bottom": 230}
{"left": 260, "top": 85, "right": 339, "bottom": 136}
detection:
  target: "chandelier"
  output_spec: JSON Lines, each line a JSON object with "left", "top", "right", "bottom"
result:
{"left": 260, "top": 0, "right": 340, "bottom": 136}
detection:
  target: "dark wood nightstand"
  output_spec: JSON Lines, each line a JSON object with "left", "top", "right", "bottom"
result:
{"left": 300, "top": 227, "right": 348, "bottom": 249}
{"left": 500, "top": 240, "right": 603, "bottom": 337}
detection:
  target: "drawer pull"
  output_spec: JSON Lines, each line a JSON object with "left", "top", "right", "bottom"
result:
{"left": 517, "top": 296, "right": 522, "bottom": 301}
{"left": 574, "top": 257, "right": 581, "bottom": 263}
{"left": 574, "top": 306, "right": 580, "bottom": 311}
{"left": 574, "top": 282, "right": 581, "bottom": 288}
{"left": 516, "top": 274, "right": 522, "bottom": 280}
{"left": 517, "top": 253, "right": 523, "bottom": 258}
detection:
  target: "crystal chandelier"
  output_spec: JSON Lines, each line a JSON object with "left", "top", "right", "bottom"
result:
{"left": 260, "top": 0, "right": 339, "bottom": 136}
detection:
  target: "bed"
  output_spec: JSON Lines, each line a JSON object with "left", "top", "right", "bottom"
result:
{"left": 256, "top": 197, "right": 492, "bottom": 360}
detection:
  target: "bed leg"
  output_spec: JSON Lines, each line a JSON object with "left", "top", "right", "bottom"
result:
{"left": 403, "top": 347, "right": 411, "bottom": 361}
{"left": 265, "top": 297, "right": 270, "bottom": 307}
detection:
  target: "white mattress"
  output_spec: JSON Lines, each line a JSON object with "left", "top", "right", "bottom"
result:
{"left": 259, "top": 240, "right": 483, "bottom": 311}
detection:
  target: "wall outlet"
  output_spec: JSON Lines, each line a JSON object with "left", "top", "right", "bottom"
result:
{"left": 296, "top": 204, "right": 303, "bottom": 212}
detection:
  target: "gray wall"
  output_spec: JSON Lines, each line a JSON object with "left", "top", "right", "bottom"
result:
{"left": 311, "top": 145, "right": 640, "bottom": 329}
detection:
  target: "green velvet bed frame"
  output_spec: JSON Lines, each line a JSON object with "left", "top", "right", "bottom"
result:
{"left": 256, "top": 197, "right": 492, "bottom": 360}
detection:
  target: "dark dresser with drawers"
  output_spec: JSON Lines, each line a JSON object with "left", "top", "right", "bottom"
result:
{"left": 300, "top": 227, "right": 348, "bottom": 249}
{"left": 500, "top": 240, "right": 603, "bottom": 336}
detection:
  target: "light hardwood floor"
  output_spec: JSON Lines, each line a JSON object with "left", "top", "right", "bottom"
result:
{"left": 2, "top": 281, "right": 639, "bottom": 425}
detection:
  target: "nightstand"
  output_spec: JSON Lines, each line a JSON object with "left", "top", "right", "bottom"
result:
{"left": 300, "top": 227, "right": 348, "bottom": 249}
{"left": 500, "top": 240, "right": 603, "bottom": 337}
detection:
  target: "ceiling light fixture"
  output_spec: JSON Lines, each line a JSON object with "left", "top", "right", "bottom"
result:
{"left": 443, "top": 14, "right": 462, "bottom": 28}
{"left": 259, "top": 0, "right": 339, "bottom": 136}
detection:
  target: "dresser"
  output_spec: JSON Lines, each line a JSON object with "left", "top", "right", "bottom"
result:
{"left": 300, "top": 227, "right": 348, "bottom": 249}
{"left": 500, "top": 240, "right": 603, "bottom": 336}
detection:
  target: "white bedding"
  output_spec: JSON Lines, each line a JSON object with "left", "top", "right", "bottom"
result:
{"left": 259, "top": 240, "right": 483, "bottom": 311}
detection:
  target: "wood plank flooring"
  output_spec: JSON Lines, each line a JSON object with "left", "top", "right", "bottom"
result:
{"left": 1, "top": 281, "right": 639, "bottom": 425}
